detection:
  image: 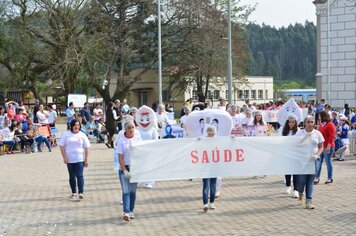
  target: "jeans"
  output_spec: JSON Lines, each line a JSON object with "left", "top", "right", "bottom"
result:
{"left": 2, "top": 140, "right": 17, "bottom": 151}
{"left": 35, "top": 136, "right": 51, "bottom": 151}
{"left": 202, "top": 178, "right": 217, "bottom": 205}
{"left": 297, "top": 174, "right": 315, "bottom": 203}
{"left": 119, "top": 169, "right": 137, "bottom": 214}
{"left": 315, "top": 148, "right": 334, "bottom": 180}
{"left": 67, "top": 162, "right": 84, "bottom": 194}
{"left": 285, "top": 175, "right": 298, "bottom": 190}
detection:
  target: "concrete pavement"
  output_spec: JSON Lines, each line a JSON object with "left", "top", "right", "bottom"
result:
{"left": 0, "top": 135, "right": 355, "bottom": 235}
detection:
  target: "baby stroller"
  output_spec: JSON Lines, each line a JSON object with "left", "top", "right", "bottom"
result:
{"left": 334, "top": 137, "right": 347, "bottom": 155}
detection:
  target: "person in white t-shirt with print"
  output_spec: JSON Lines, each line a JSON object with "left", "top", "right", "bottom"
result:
{"left": 59, "top": 119, "right": 90, "bottom": 201}
{"left": 295, "top": 115, "right": 324, "bottom": 210}
{"left": 93, "top": 103, "right": 103, "bottom": 124}
{"left": 114, "top": 120, "right": 142, "bottom": 222}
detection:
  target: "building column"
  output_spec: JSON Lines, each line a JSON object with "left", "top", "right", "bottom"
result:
{"left": 314, "top": 1, "right": 328, "bottom": 101}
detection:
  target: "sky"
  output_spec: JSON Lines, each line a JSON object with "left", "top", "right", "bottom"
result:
{"left": 244, "top": 0, "right": 317, "bottom": 28}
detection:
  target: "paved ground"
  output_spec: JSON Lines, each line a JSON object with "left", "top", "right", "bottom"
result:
{"left": 0, "top": 127, "right": 356, "bottom": 235}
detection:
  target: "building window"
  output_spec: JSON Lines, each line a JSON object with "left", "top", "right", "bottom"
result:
{"left": 192, "top": 90, "right": 198, "bottom": 100}
{"left": 244, "top": 90, "right": 250, "bottom": 99}
{"left": 237, "top": 90, "right": 243, "bottom": 99}
{"left": 162, "top": 90, "right": 171, "bottom": 101}
{"left": 258, "top": 90, "right": 263, "bottom": 99}
{"left": 225, "top": 90, "right": 229, "bottom": 100}
{"left": 213, "top": 90, "right": 220, "bottom": 100}
{"left": 207, "top": 90, "right": 213, "bottom": 100}
{"left": 265, "top": 90, "right": 268, "bottom": 99}
{"left": 251, "top": 90, "right": 256, "bottom": 99}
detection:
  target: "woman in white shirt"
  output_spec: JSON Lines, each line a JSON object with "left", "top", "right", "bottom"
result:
{"left": 246, "top": 111, "right": 267, "bottom": 136}
{"left": 36, "top": 105, "right": 50, "bottom": 125}
{"left": 114, "top": 120, "right": 142, "bottom": 222}
{"left": 295, "top": 115, "right": 324, "bottom": 209}
{"left": 59, "top": 119, "right": 90, "bottom": 200}
{"left": 0, "top": 123, "right": 18, "bottom": 154}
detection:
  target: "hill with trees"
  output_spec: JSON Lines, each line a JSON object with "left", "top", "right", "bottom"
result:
{"left": 246, "top": 21, "right": 316, "bottom": 89}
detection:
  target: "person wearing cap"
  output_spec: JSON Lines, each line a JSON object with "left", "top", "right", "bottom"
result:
{"left": 295, "top": 115, "right": 324, "bottom": 209}
{"left": 280, "top": 114, "right": 300, "bottom": 198}
{"left": 114, "top": 119, "right": 142, "bottom": 222}
{"left": 315, "top": 111, "right": 336, "bottom": 184}
{"left": 336, "top": 115, "right": 350, "bottom": 161}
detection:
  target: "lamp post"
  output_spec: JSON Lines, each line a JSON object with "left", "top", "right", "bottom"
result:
{"left": 227, "top": 0, "right": 233, "bottom": 105}
{"left": 158, "top": 0, "right": 163, "bottom": 105}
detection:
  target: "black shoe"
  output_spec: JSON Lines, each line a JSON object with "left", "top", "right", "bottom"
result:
{"left": 314, "top": 179, "right": 320, "bottom": 185}
{"left": 325, "top": 179, "right": 333, "bottom": 184}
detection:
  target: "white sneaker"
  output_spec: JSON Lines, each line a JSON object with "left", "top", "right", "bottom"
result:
{"left": 123, "top": 213, "right": 130, "bottom": 222}
{"left": 79, "top": 193, "right": 84, "bottom": 199}
{"left": 69, "top": 193, "right": 77, "bottom": 200}
{"left": 209, "top": 203, "right": 216, "bottom": 210}
{"left": 129, "top": 212, "right": 135, "bottom": 219}
{"left": 146, "top": 184, "right": 153, "bottom": 189}
{"left": 203, "top": 204, "right": 209, "bottom": 212}
{"left": 286, "top": 186, "right": 292, "bottom": 195}
{"left": 293, "top": 190, "right": 299, "bottom": 198}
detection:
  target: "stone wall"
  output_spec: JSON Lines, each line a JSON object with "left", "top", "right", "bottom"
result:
{"left": 316, "top": 0, "right": 356, "bottom": 108}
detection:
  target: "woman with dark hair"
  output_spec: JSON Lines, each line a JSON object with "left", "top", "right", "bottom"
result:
{"left": 280, "top": 114, "right": 300, "bottom": 198}
{"left": 295, "top": 116, "right": 324, "bottom": 209}
{"left": 342, "top": 103, "right": 350, "bottom": 118}
{"left": 315, "top": 111, "right": 336, "bottom": 184}
{"left": 59, "top": 119, "right": 90, "bottom": 200}
{"left": 247, "top": 111, "right": 267, "bottom": 136}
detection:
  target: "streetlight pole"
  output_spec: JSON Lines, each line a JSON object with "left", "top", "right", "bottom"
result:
{"left": 227, "top": 0, "right": 233, "bottom": 105}
{"left": 158, "top": 0, "right": 163, "bottom": 105}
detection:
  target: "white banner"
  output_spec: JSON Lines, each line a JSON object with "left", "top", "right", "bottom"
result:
{"left": 130, "top": 136, "right": 314, "bottom": 182}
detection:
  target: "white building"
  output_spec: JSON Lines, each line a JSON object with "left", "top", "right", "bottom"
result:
{"left": 185, "top": 76, "right": 274, "bottom": 107}
{"left": 314, "top": 0, "right": 356, "bottom": 107}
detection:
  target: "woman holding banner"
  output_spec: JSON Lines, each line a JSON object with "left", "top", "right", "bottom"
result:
{"left": 281, "top": 114, "right": 300, "bottom": 198}
{"left": 295, "top": 116, "right": 324, "bottom": 209}
{"left": 114, "top": 120, "right": 142, "bottom": 222}
{"left": 201, "top": 125, "right": 218, "bottom": 212}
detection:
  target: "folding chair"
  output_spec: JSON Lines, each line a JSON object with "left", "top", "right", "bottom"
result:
{"left": 50, "top": 127, "right": 61, "bottom": 147}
